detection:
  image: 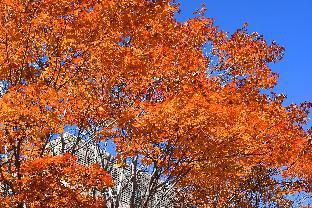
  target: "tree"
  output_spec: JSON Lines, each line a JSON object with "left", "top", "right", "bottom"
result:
{"left": 0, "top": 0, "right": 310, "bottom": 207}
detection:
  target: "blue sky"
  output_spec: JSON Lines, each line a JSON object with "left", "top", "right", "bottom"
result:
{"left": 177, "top": 0, "right": 312, "bottom": 108}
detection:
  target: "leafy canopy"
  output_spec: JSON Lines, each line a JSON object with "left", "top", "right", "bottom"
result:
{"left": 0, "top": 0, "right": 310, "bottom": 207}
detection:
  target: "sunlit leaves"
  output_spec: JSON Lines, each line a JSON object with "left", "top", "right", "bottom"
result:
{"left": 0, "top": 0, "right": 310, "bottom": 207}
{"left": 1, "top": 154, "right": 112, "bottom": 208}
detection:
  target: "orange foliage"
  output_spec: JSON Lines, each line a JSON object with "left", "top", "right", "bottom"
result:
{"left": 0, "top": 0, "right": 310, "bottom": 207}
{"left": 1, "top": 154, "right": 112, "bottom": 207}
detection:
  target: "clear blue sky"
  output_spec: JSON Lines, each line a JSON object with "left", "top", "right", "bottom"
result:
{"left": 177, "top": 0, "right": 312, "bottom": 108}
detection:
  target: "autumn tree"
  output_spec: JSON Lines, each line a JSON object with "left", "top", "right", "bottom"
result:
{"left": 0, "top": 0, "right": 311, "bottom": 207}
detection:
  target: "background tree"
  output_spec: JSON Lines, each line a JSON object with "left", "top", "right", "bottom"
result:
{"left": 0, "top": 0, "right": 310, "bottom": 207}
